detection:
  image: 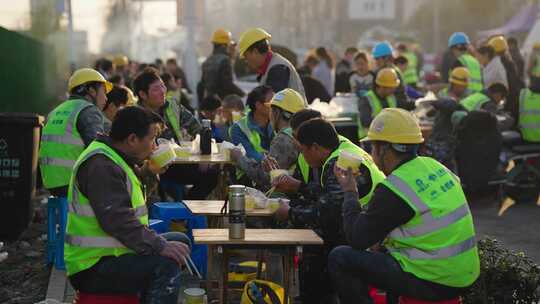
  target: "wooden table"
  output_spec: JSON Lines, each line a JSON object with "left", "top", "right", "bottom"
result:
{"left": 184, "top": 200, "right": 275, "bottom": 217}
{"left": 194, "top": 229, "right": 323, "bottom": 304}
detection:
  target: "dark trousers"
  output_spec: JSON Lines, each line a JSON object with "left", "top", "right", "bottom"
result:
{"left": 328, "top": 246, "right": 468, "bottom": 304}
{"left": 299, "top": 245, "right": 335, "bottom": 304}
{"left": 161, "top": 164, "right": 218, "bottom": 200}
{"left": 69, "top": 232, "right": 190, "bottom": 304}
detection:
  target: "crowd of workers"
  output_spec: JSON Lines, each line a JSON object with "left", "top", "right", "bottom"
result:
{"left": 36, "top": 25, "right": 540, "bottom": 304}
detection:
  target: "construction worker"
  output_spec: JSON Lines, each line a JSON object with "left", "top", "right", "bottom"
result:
{"left": 488, "top": 35, "right": 524, "bottom": 122}
{"left": 372, "top": 41, "right": 408, "bottom": 105}
{"left": 328, "top": 108, "right": 480, "bottom": 303}
{"left": 230, "top": 85, "right": 274, "bottom": 185}
{"left": 459, "top": 82, "right": 506, "bottom": 113}
{"left": 199, "top": 28, "right": 245, "bottom": 99}
{"left": 438, "top": 67, "right": 471, "bottom": 101}
{"left": 357, "top": 67, "right": 402, "bottom": 139}
{"left": 238, "top": 27, "right": 306, "bottom": 101}
{"left": 64, "top": 106, "right": 191, "bottom": 303}
{"left": 134, "top": 67, "right": 218, "bottom": 200}
{"left": 103, "top": 85, "right": 130, "bottom": 133}
{"left": 231, "top": 88, "right": 306, "bottom": 191}
{"left": 217, "top": 94, "right": 245, "bottom": 142}
{"left": 518, "top": 77, "right": 540, "bottom": 143}
{"left": 527, "top": 43, "right": 540, "bottom": 81}
{"left": 448, "top": 32, "right": 483, "bottom": 93}
{"left": 39, "top": 68, "right": 112, "bottom": 197}
{"left": 397, "top": 43, "right": 419, "bottom": 88}
{"left": 274, "top": 118, "right": 386, "bottom": 303}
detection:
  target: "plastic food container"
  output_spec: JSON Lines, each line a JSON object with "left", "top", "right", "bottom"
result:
{"left": 150, "top": 143, "right": 176, "bottom": 168}
{"left": 336, "top": 150, "right": 363, "bottom": 174}
{"left": 183, "top": 288, "right": 206, "bottom": 304}
{"left": 269, "top": 169, "right": 288, "bottom": 182}
{"left": 175, "top": 145, "right": 191, "bottom": 158}
{"left": 267, "top": 198, "right": 280, "bottom": 212}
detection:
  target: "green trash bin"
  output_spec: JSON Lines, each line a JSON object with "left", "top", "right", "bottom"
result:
{"left": 0, "top": 113, "right": 43, "bottom": 240}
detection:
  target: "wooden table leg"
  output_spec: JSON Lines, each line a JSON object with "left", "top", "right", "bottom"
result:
{"left": 282, "top": 247, "right": 293, "bottom": 304}
{"left": 221, "top": 246, "right": 229, "bottom": 304}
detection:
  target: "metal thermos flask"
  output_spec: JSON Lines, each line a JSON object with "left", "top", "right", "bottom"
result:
{"left": 228, "top": 185, "right": 246, "bottom": 239}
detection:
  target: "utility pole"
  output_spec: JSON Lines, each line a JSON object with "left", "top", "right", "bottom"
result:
{"left": 181, "top": 0, "right": 200, "bottom": 108}
{"left": 433, "top": 0, "right": 440, "bottom": 53}
{"left": 66, "top": 0, "right": 75, "bottom": 72}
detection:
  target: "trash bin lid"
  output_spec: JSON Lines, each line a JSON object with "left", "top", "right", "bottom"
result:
{"left": 0, "top": 112, "right": 44, "bottom": 127}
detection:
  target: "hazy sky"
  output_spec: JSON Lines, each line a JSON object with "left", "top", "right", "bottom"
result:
{"left": 0, "top": 0, "right": 177, "bottom": 53}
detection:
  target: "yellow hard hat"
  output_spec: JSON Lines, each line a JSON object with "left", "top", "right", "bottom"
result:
{"left": 361, "top": 108, "right": 424, "bottom": 144}
{"left": 211, "top": 28, "right": 232, "bottom": 44}
{"left": 449, "top": 67, "right": 470, "bottom": 86}
{"left": 488, "top": 36, "right": 508, "bottom": 54}
{"left": 124, "top": 86, "right": 137, "bottom": 106}
{"left": 68, "top": 68, "right": 113, "bottom": 93}
{"left": 533, "top": 42, "right": 540, "bottom": 50}
{"left": 113, "top": 55, "right": 129, "bottom": 67}
{"left": 375, "top": 68, "right": 400, "bottom": 88}
{"left": 270, "top": 88, "right": 306, "bottom": 114}
{"left": 238, "top": 28, "right": 271, "bottom": 58}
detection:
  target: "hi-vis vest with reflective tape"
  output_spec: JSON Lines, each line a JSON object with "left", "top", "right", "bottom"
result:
{"left": 320, "top": 137, "right": 386, "bottom": 206}
{"left": 533, "top": 55, "right": 540, "bottom": 77}
{"left": 163, "top": 100, "right": 184, "bottom": 142}
{"left": 460, "top": 92, "right": 490, "bottom": 112}
{"left": 519, "top": 88, "right": 540, "bottom": 142}
{"left": 458, "top": 54, "right": 483, "bottom": 93}
{"left": 235, "top": 116, "right": 269, "bottom": 179}
{"left": 358, "top": 90, "right": 397, "bottom": 139}
{"left": 437, "top": 87, "right": 471, "bottom": 102}
{"left": 39, "top": 99, "right": 94, "bottom": 189}
{"left": 297, "top": 135, "right": 347, "bottom": 184}
{"left": 64, "top": 141, "right": 148, "bottom": 276}
{"left": 402, "top": 51, "right": 419, "bottom": 85}
{"left": 383, "top": 157, "right": 479, "bottom": 287}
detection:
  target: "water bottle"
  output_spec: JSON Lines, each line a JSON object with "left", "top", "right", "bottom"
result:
{"left": 200, "top": 119, "right": 212, "bottom": 155}
{"left": 228, "top": 185, "right": 246, "bottom": 239}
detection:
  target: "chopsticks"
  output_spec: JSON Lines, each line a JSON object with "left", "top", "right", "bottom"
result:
{"left": 183, "top": 255, "right": 202, "bottom": 279}
{"left": 265, "top": 186, "right": 276, "bottom": 197}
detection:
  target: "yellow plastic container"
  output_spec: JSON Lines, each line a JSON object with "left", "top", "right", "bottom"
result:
{"left": 269, "top": 169, "right": 288, "bottom": 182}
{"left": 175, "top": 145, "right": 191, "bottom": 158}
{"left": 245, "top": 195, "right": 256, "bottom": 211}
{"left": 232, "top": 111, "right": 242, "bottom": 123}
{"left": 267, "top": 198, "right": 280, "bottom": 212}
{"left": 184, "top": 288, "right": 205, "bottom": 304}
{"left": 336, "top": 150, "right": 363, "bottom": 174}
{"left": 150, "top": 144, "right": 176, "bottom": 168}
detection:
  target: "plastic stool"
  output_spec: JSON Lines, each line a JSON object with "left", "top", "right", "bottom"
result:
{"left": 47, "top": 196, "right": 67, "bottom": 270}
{"left": 150, "top": 202, "right": 208, "bottom": 277}
{"left": 74, "top": 292, "right": 139, "bottom": 304}
{"left": 149, "top": 219, "right": 167, "bottom": 233}
{"left": 399, "top": 297, "right": 461, "bottom": 304}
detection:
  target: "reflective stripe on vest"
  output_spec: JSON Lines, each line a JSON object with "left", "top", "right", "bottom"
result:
{"left": 235, "top": 116, "right": 268, "bottom": 179}
{"left": 297, "top": 154, "right": 310, "bottom": 184}
{"left": 65, "top": 141, "right": 147, "bottom": 276}
{"left": 358, "top": 90, "right": 397, "bottom": 139}
{"left": 383, "top": 157, "right": 479, "bottom": 287}
{"left": 519, "top": 88, "right": 540, "bottom": 142}
{"left": 164, "top": 100, "right": 183, "bottom": 142}
{"left": 458, "top": 54, "right": 483, "bottom": 92}
{"left": 39, "top": 99, "right": 93, "bottom": 189}
{"left": 320, "top": 137, "right": 386, "bottom": 206}
{"left": 460, "top": 92, "right": 490, "bottom": 111}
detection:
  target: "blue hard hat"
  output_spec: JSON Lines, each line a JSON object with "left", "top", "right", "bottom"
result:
{"left": 372, "top": 41, "right": 394, "bottom": 59}
{"left": 448, "top": 32, "right": 470, "bottom": 48}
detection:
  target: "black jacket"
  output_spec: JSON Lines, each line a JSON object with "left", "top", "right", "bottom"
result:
{"left": 200, "top": 46, "right": 245, "bottom": 99}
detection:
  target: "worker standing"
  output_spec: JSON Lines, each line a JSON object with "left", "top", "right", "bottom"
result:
{"left": 328, "top": 108, "right": 480, "bottom": 303}
{"left": 39, "top": 68, "right": 112, "bottom": 197}
{"left": 448, "top": 32, "right": 483, "bottom": 93}
{"left": 357, "top": 68, "right": 405, "bottom": 139}
{"left": 527, "top": 43, "right": 540, "bottom": 82}
{"left": 397, "top": 43, "right": 419, "bottom": 88}
{"left": 438, "top": 67, "right": 471, "bottom": 101}
{"left": 372, "top": 41, "right": 408, "bottom": 105}
{"left": 200, "top": 29, "right": 245, "bottom": 100}
{"left": 238, "top": 27, "right": 306, "bottom": 101}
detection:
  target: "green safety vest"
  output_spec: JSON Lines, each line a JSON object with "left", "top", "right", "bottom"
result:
{"left": 458, "top": 54, "right": 483, "bottom": 93}
{"left": 383, "top": 157, "right": 479, "bottom": 287}
{"left": 163, "top": 100, "right": 183, "bottom": 142}
{"left": 235, "top": 116, "right": 269, "bottom": 179}
{"left": 460, "top": 92, "right": 490, "bottom": 112}
{"left": 532, "top": 55, "right": 540, "bottom": 77}
{"left": 358, "top": 90, "right": 397, "bottom": 139}
{"left": 39, "top": 99, "right": 94, "bottom": 189}
{"left": 403, "top": 52, "right": 419, "bottom": 85}
{"left": 519, "top": 89, "right": 540, "bottom": 142}
{"left": 297, "top": 135, "right": 347, "bottom": 184}
{"left": 437, "top": 87, "right": 471, "bottom": 102}
{"left": 320, "top": 137, "right": 386, "bottom": 206}
{"left": 64, "top": 141, "right": 148, "bottom": 276}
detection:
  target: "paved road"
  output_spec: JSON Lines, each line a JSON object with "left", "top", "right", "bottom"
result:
{"left": 471, "top": 196, "right": 540, "bottom": 263}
